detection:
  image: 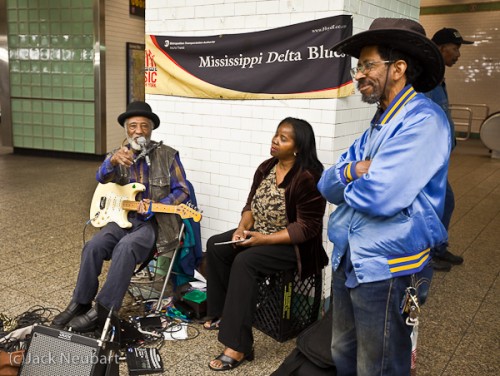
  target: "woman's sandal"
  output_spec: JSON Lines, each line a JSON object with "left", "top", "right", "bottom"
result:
{"left": 208, "top": 349, "right": 254, "bottom": 371}
{"left": 203, "top": 318, "right": 221, "bottom": 330}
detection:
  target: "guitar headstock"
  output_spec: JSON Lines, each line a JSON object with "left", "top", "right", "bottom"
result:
{"left": 175, "top": 203, "right": 202, "bottom": 222}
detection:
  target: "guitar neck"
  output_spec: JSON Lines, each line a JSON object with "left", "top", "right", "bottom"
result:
{"left": 122, "top": 200, "right": 179, "bottom": 214}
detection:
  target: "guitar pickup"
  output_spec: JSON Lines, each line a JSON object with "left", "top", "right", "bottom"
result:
{"left": 100, "top": 196, "right": 106, "bottom": 210}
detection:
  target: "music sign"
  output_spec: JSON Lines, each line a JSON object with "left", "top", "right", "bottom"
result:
{"left": 145, "top": 15, "right": 354, "bottom": 100}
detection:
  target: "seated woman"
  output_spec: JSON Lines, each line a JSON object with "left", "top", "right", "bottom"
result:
{"left": 205, "top": 117, "right": 328, "bottom": 371}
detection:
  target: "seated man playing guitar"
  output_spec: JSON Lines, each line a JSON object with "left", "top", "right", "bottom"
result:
{"left": 52, "top": 101, "right": 190, "bottom": 332}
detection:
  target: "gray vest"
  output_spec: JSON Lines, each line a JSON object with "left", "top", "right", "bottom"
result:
{"left": 114, "top": 142, "right": 183, "bottom": 253}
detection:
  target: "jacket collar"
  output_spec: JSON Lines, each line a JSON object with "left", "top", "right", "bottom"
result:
{"left": 372, "top": 85, "right": 417, "bottom": 126}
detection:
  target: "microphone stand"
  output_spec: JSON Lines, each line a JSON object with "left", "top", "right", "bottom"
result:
{"left": 133, "top": 141, "right": 163, "bottom": 166}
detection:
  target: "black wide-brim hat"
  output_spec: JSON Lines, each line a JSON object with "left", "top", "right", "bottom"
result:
{"left": 117, "top": 101, "right": 160, "bottom": 129}
{"left": 331, "top": 18, "right": 444, "bottom": 92}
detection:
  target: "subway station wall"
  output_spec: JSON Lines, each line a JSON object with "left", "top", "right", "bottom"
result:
{"left": 421, "top": 9, "right": 500, "bottom": 134}
{"left": 6, "top": 0, "right": 96, "bottom": 153}
{"left": 4, "top": 0, "right": 147, "bottom": 154}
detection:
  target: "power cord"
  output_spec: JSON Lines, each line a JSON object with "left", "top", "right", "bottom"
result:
{"left": 14, "top": 305, "right": 61, "bottom": 329}
{"left": 0, "top": 306, "right": 62, "bottom": 352}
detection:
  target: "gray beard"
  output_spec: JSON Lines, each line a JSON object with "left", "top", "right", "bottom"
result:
{"left": 361, "top": 92, "right": 380, "bottom": 104}
{"left": 127, "top": 136, "right": 149, "bottom": 151}
{"left": 128, "top": 137, "right": 141, "bottom": 151}
{"left": 358, "top": 80, "right": 383, "bottom": 104}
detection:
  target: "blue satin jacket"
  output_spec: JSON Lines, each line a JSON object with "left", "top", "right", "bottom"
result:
{"left": 318, "top": 86, "right": 451, "bottom": 283}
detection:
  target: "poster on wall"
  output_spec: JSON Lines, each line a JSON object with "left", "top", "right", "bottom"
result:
{"left": 145, "top": 15, "right": 354, "bottom": 100}
{"left": 127, "top": 42, "right": 145, "bottom": 105}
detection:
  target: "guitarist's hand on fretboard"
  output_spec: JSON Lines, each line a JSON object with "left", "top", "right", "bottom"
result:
{"left": 137, "top": 199, "right": 152, "bottom": 215}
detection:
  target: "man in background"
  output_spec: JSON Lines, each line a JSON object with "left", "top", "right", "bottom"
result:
{"left": 426, "top": 28, "right": 474, "bottom": 271}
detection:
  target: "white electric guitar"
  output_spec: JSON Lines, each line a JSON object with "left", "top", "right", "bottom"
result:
{"left": 89, "top": 182, "right": 202, "bottom": 228}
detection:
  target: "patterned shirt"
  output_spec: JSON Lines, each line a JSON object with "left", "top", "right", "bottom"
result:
{"left": 251, "top": 165, "right": 287, "bottom": 234}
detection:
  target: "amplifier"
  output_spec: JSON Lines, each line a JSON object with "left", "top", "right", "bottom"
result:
{"left": 19, "top": 325, "right": 109, "bottom": 376}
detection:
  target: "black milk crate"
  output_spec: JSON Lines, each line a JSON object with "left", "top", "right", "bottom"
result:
{"left": 253, "top": 269, "right": 322, "bottom": 342}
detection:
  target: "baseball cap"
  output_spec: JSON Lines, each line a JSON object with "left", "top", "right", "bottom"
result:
{"left": 432, "top": 28, "right": 474, "bottom": 45}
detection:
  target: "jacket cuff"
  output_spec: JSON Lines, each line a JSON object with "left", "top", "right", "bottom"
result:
{"left": 339, "top": 162, "right": 359, "bottom": 185}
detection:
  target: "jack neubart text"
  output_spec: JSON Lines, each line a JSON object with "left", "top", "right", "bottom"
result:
{"left": 198, "top": 45, "right": 345, "bottom": 69}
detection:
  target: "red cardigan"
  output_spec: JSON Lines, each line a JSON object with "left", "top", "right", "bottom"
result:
{"left": 243, "top": 158, "right": 328, "bottom": 279}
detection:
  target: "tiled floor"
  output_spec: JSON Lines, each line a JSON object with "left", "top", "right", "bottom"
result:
{"left": 0, "top": 139, "right": 499, "bottom": 375}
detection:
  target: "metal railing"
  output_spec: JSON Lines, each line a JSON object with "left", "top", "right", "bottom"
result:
{"left": 449, "top": 103, "right": 490, "bottom": 141}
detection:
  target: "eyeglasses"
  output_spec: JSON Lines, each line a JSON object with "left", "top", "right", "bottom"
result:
{"left": 127, "top": 122, "right": 152, "bottom": 132}
{"left": 350, "top": 60, "right": 394, "bottom": 79}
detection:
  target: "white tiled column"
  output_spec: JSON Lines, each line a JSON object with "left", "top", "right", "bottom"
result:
{"left": 146, "top": 0, "right": 420, "bottom": 298}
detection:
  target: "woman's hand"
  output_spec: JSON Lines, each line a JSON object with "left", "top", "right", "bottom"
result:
{"left": 235, "top": 228, "right": 292, "bottom": 248}
{"left": 232, "top": 227, "right": 246, "bottom": 242}
{"left": 236, "top": 230, "right": 267, "bottom": 247}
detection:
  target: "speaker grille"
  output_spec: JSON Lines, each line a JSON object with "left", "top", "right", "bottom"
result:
{"left": 20, "top": 328, "right": 102, "bottom": 376}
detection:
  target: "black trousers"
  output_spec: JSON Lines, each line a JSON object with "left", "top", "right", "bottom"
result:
{"left": 206, "top": 229, "right": 297, "bottom": 354}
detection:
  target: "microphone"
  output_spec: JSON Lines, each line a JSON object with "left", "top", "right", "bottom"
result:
{"left": 133, "top": 137, "right": 150, "bottom": 166}
{"left": 136, "top": 136, "right": 147, "bottom": 150}
{"left": 133, "top": 137, "right": 162, "bottom": 166}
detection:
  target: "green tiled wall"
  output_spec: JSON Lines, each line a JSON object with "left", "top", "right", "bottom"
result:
{"left": 7, "top": 0, "right": 95, "bottom": 153}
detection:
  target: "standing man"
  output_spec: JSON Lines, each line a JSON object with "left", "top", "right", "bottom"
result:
{"left": 318, "top": 19, "right": 450, "bottom": 375}
{"left": 52, "top": 101, "right": 190, "bottom": 332}
{"left": 426, "top": 28, "right": 473, "bottom": 271}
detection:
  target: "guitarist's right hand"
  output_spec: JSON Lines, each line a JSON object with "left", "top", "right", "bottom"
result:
{"left": 110, "top": 147, "right": 134, "bottom": 167}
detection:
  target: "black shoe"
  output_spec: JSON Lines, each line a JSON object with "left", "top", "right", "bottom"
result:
{"left": 68, "top": 307, "right": 98, "bottom": 332}
{"left": 52, "top": 302, "right": 92, "bottom": 328}
{"left": 435, "top": 251, "right": 464, "bottom": 265}
{"left": 430, "top": 258, "right": 452, "bottom": 272}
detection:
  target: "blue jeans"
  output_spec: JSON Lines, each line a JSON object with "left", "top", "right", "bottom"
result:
{"left": 330, "top": 264, "right": 432, "bottom": 376}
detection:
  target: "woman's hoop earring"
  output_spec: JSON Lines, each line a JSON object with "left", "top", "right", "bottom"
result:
{"left": 294, "top": 152, "right": 297, "bottom": 157}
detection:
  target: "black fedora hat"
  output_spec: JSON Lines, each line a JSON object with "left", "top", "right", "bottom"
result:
{"left": 331, "top": 18, "right": 444, "bottom": 92}
{"left": 117, "top": 101, "right": 160, "bottom": 129}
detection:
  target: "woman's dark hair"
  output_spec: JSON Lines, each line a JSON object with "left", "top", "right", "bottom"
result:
{"left": 278, "top": 117, "right": 324, "bottom": 174}
{"left": 378, "top": 46, "right": 423, "bottom": 87}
